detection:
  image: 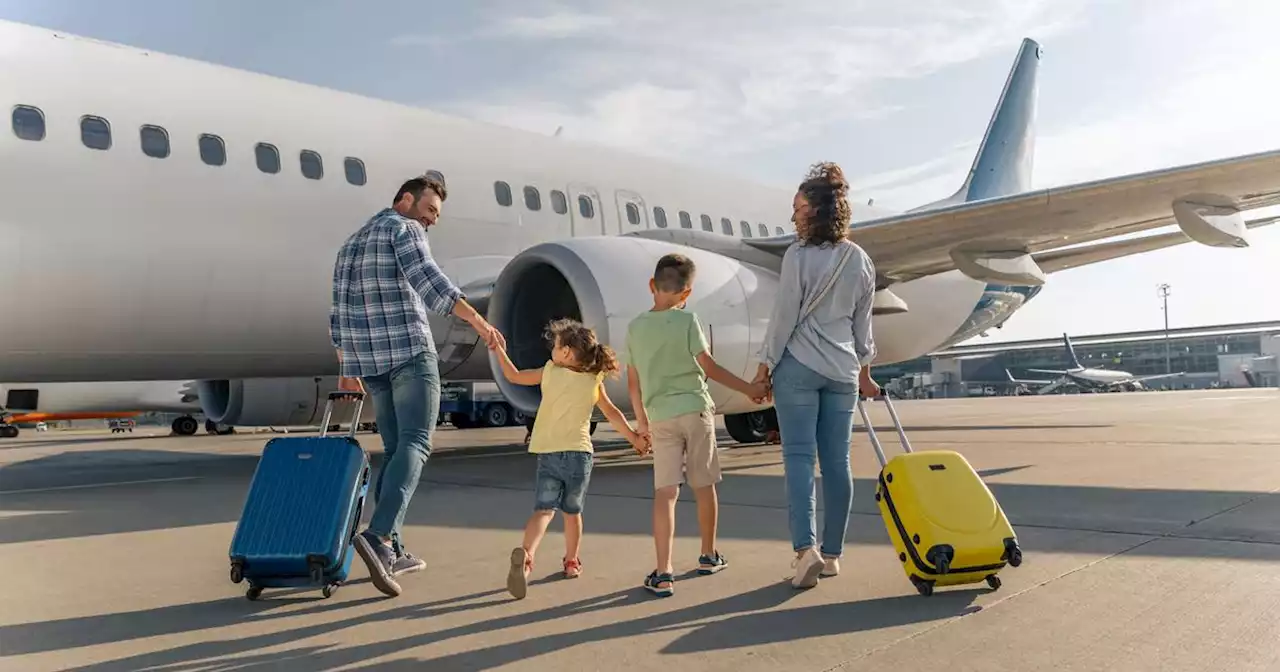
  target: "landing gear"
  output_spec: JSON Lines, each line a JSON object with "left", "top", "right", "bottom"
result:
{"left": 205, "top": 420, "right": 235, "bottom": 435}
{"left": 724, "top": 409, "right": 776, "bottom": 444}
{"left": 172, "top": 415, "right": 199, "bottom": 436}
{"left": 0, "top": 424, "right": 18, "bottom": 439}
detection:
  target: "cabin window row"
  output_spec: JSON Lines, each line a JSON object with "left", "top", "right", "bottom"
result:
{"left": 492, "top": 179, "right": 786, "bottom": 238}
{"left": 10, "top": 104, "right": 368, "bottom": 186}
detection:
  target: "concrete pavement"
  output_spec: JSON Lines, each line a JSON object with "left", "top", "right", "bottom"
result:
{"left": 1, "top": 389, "right": 1278, "bottom": 670}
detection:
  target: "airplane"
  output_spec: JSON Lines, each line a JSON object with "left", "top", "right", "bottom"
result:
{"left": 0, "top": 378, "right": 377, "bottom": 438}
{"left": 3, "top": 20, "right": 1280, "bottom": 445}
{"left": 1012, "top": 333, "right": 1187, "bottom": 394}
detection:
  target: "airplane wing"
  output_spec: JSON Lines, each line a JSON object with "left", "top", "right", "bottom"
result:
{"left": 740, "top": 148, "right": 1280, "bottom": 284}
{"left": 1034, "top": 215, "right": 1280, "bottom": 274}
{"left": 1027, "top": 368, "right": 1068, "bottom": 375}
{"left": 1128, "top": 372, "right": 1187, "bottom": 383}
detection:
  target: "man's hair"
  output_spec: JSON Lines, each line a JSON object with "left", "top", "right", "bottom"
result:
{"left": 653, "top": 253, "right": 696, "bottom": 293}
{"left": 393, "top": 175, "right": 448, "bottom": 205}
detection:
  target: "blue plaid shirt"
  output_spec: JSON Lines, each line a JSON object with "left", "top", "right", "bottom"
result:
{"left": 330, "top": 208, "right": 463, "bottom": 378}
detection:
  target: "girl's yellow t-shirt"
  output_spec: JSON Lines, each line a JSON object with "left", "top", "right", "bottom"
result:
{"left": 528, "top": 362, "right": 604, "bottom": 454}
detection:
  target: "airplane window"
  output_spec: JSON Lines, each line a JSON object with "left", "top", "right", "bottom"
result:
{"left": 80, "top": 116, "right": 111, "bottom": 150}
{"left": 654, "top": 207, "right": 668, "bottom": 228}
{"left": 11, "top": 105, "right": 45, "bottom": 141}
{"left": 721, "top": 217, "right": 733, "bottom": 235}
{"left": 551, "top": 190, "right": 568, "bottom": 214}
{"left": 524, "top": 186, "right": 542, "bottom": 211}
{"left": 494, "top": 181, "right": 512, "bottom": 207}
{"left": 775, "top": 226, "right": 785, "bottom": 236}
{"left": 344, "top": 157, "right": 367, "bottom": 186}
{"left": 755, "top": 222, "right": 767, "bottom": 237}
{"left": 700, "top": 214, "right": 713, "bottom": 232}
{"left": 740, "top": 221, "right": 753, "bottom": 238}
{"left": 139, "top": 125, "right": 169, "bottom": 159}
{"left": 300, "top": 150, "right": 323, "bottom": 180}
{"left": 255, "top": 143, "right": 280, "bottom": 174}
{"left": 198, "top": 134, "right": 226, "bottom": 166}
{"left": 578, "top": 195, "right": 594, "bottom": 219}
{"left": 680, "top": 212, "right": 693, "bottom": 229}
{"left": 626, "top": 202, "right": 641, "bottom": 226}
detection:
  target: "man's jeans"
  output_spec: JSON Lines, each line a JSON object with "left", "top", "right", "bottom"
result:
{"left": 771, "top": 352, "right": 858, "bottom": 557}
{"left": 361, "top": 351, "right": 440, "bottom": 544}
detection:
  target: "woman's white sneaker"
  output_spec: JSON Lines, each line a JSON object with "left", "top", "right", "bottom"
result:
{"left": 820, "top": 555, "right": 840, "bottom": 577}
{"left": 792, "top": 548, "right": 824, "bottom": 589}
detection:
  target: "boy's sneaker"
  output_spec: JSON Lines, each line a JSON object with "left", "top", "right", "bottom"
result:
{"left": 392, "top": 549, "right": 426, "bottom": 577}
{"left": 507, "top": 547, "right": 531, "bottom": 599}
{"left": 697, "top": 551, "right": 728, "bottom": 575}
{"left": 353, "top": 530, "right": 403, "bottom": 597}
{"left": 644, "top": 570, "right": 675, "bottom": 597}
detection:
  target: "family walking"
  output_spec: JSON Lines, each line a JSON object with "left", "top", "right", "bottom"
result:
{"left": 326, "top": 161, "right": 880, "bottom": 600}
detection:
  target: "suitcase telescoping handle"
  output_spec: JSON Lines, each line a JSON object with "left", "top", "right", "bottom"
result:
{"left": 856, "top": 394, "right": 913, "bottom": 468}
{"left": 319, "top": 390, "right": 365, "bottom": 438}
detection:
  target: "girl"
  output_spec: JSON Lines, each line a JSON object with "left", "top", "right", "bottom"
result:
{"left": 490, "top": 318, "right": 647, "bottom": 599}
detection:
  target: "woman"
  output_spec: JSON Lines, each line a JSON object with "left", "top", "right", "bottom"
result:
{"left": 753, "top": 161, "right": 881, "bottom": 589}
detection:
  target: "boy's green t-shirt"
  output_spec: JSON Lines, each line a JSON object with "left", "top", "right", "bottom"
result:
{"left": 625, "top": 308, "right": 715, "bottom": 423}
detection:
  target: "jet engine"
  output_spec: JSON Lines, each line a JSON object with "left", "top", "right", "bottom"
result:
{"left": 195, "top": 376, "right": 371, "bottom": 428}
{"left": 485, "top": 237, "right": 779, "bottom": 420}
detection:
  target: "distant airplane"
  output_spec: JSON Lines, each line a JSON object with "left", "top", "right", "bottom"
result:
{"left": 0, "top": 379, "right": 203, "bottom": 438}
{"left": 1007, "top": 333, "right": 1186, "bottom": 394}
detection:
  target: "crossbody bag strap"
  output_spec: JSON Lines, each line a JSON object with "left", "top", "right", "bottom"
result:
{"left": 798, "top": 242, "right": 855, "bottom": 321}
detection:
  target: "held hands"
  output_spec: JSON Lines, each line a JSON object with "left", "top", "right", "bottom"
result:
{"left": 748, "top": 364, "right": 773, "bottom": 404}
{"left": 627, "top": 427, "right": 652, "bottom": 457}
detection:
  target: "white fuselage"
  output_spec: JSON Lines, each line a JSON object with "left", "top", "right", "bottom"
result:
{"left": 0, "top": 21, "right": 1014, "bottom": 385}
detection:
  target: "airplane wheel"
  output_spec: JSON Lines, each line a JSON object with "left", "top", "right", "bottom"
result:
{"left": 725, "top": 411, "right": 770, "bottom": 444}
{"left": 172, "top": 416, "right": 199, "bottom": 436}
{"left": 0, "top": 425, "right": 18, "bottom": 439}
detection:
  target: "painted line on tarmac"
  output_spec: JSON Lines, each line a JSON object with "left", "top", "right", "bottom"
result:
{"left": 0, "top": 476, "right": 201, "bottom": 495}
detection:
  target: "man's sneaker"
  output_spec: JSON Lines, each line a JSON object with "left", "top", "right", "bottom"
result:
{"left": 820, "top": 555, "right": 840, "bottom": 577}
{"left": 353, "top": 530, "right": 403, "bottom": 597}
{"left": 697, "top": 551, "right": 728, "bottom": 575}
{"left": 392, "top": 549, "right": 426, "bottom": 577}
{"left": 644, "top": 570, "right": 674, "bottom": 597}
{"left": 507, "top": 547, "right": 531, "bottom": 599}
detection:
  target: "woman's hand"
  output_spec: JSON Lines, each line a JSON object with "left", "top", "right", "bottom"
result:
{"left": 751, "top": 364, "right": 773, "bottom": 403}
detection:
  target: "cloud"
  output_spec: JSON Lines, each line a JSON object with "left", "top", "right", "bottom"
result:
{"left": 431, "top": 0, "right": 1086, "bottom": 165}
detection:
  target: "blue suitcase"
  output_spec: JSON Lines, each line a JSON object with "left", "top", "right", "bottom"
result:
{"left": 228, "top": 390, "right": 369, "bottom": 601}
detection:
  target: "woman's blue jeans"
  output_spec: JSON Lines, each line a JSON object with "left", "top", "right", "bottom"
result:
{"left": 771, "top": 352, "right": 858, "bottom": 557}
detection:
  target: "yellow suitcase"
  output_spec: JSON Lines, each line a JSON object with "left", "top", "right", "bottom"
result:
{"left": 858, "top": 395, "right": 1023, "bottom": 597}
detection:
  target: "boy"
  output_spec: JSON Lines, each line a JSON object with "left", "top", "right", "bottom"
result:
{"left": 626, "top": 253, "right": 770, "bottom": 597}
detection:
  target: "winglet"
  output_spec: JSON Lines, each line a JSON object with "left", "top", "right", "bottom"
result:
{"left": 911, "top": 38, "right": 1042, "bottom": 211}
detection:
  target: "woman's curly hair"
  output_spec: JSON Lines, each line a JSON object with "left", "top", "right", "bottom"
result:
{"left": 796, "top": 161, "right": 852, "bottom": 246}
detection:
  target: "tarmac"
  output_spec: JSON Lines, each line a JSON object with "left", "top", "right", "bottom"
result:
{"left": 1, "top": 388, "right": 1278, "bottom": 671}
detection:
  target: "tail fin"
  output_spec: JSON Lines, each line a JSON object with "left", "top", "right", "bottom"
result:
{"left": 1063, "top": 333, "right": 1082, "bottom": 369}
{"left": 910, "top": 38, "right": 1041, "bottom": 211}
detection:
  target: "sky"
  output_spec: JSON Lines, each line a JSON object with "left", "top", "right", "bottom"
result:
{"left": 2, "top": 0, "right": 1278, "bottom": 345}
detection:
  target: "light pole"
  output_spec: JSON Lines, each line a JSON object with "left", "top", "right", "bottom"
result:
{"left": 1157, "top": 283, "right": 1171, "bottom": 374}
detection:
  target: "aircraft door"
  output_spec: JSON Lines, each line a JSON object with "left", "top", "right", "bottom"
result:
{"left": 615, "top": 190, "right": 649, "bottom": 233}
{"left": 568, "top": 184, "right": 606, "bottom": 237}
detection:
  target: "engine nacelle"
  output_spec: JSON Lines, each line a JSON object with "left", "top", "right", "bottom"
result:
{"left": 486, "top": 237, "right": 778, "bottom": 418}
{"left": 196, "top": 376, "right": 373, "bottom": 427}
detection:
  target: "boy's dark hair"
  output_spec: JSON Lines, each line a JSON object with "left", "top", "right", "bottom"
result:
{"left": 653, "top": 253, "right": 696, "bottom": 293}
{"left": 545, "top": 318, "right": 620, "bottom": 377}
{"left": 393, "top": 175, "right": 448, "bottom": 204}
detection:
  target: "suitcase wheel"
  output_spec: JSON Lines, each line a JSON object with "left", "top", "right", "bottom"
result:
{"left": 323, "top": 583, "right": 340, "bottom": 599}
{"left": 245, "top": 585, "right": 263, "bottom": 601}
{"left": 230, "top": 562, "right": 244, "bottom": 584}
{"left": 910, "top": 575, "right": 934, "bottom": 597}
{"left": 986, "top": 575, "right": 1002, "bottom": 591}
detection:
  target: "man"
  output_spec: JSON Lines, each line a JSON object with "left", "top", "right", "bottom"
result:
{"left": 330, "top": 174, "right": 504, "bottom": 598}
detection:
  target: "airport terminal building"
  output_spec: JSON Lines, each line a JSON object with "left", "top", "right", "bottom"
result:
{"left": 875, "top": 320, "right": 1280, "bottom": 398}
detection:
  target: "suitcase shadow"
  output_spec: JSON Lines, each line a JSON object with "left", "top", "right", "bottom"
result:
{"left": 659, "top": 589, "right": 985, "bottom": 654}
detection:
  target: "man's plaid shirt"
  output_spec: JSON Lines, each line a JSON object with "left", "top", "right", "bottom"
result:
{"left": 330, "top": 207, "right": 462, "bottom": 379}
